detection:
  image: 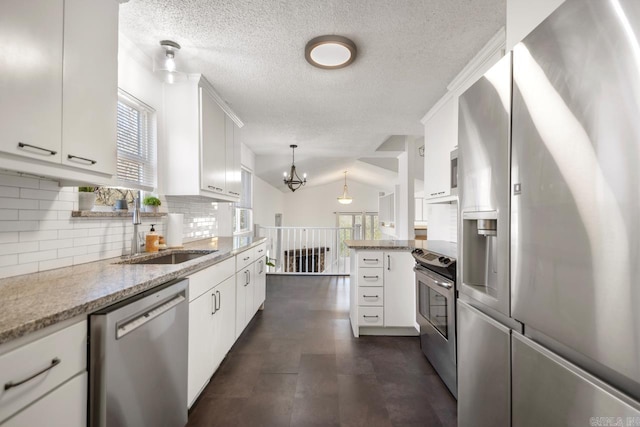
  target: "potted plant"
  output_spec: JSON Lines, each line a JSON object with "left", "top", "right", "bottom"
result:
{"left": 142, "top": 195, "right": 161, "bottom": 213}
{"left": 78, "top": 187, "right": 96, "bottom": 211}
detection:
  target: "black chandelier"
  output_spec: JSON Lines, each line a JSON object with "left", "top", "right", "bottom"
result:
{"left": 283, "top": 144, "right": 307, "bottom": 192}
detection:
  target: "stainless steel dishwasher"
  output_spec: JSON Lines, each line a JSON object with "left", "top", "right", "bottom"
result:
{"left": 89, "top": 278, "right": 189, "bottom": 427}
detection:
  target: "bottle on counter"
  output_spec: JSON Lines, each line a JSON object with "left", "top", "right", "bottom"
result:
{"left": 145, "top": 224, "right": 160, "bottom": 253}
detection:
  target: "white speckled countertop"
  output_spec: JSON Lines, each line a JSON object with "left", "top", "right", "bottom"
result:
{"left": 0, "top": 236, "right": 266, "bottom": 345}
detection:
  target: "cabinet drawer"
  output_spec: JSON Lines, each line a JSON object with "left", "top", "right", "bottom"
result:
{"left": 358, "top": 252, "right": 383, "bottom": 268}
{"left": 358, "top": 287, "right": 384, "bottom": 306}
{"left": 0, "top": 320, "right": 86, "bottom": 423}
{"left": 3, "top": 371, "right": 87, "bottom": 427}
{"left": 252, "top": 243, "right": 266, "bottom": 260}
{"left": 188, "top": 256, "right": 235, "bottom": 301}
{"left": 359, "top": 307, "right": 384, "bottom": 327}
{"left": 358, "top": 268, "right": 383, "bottom": 287}
{"left": 236, "top": 248, "right": 255, "bottom": 272}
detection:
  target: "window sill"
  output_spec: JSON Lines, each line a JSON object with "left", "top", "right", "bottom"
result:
{"left": 71, "top": 211, "right": 167, "bottom": 218}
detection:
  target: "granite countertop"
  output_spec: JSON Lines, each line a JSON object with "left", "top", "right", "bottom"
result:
{"left": 345, "top": 239, "right": 457, "bottom": 259}
{"left": 345, "top": 240, "right": 419, "bottom": 250}
{"left": 0, "top": 236, "right": 266, "bottom": 345}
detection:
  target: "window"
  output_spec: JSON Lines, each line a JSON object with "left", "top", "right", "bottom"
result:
{"left": 234, "top": 167, "right": 253, "bottom": 234}
{"left": 116, "top": 90, "right": 157, "bottom": 190}
{"left": 337, "top": 212, "right": 381, "bottom": 240}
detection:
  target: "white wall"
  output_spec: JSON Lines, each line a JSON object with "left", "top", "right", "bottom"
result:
{"left": 506, "top": 0, "right": 565, "bottom": 50}
{"left": 427, "top": 203, "right": 458, "bottom": 242}
{"left": 253, "top": 176, "right": 284, "bottom": 228}
{"left": 118, "top": 35, "right": 166, "bottom": 192}
{"left": 281, "top": 179, "right": 381, "bottom": 228}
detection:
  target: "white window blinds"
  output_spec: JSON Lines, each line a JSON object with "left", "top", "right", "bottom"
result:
{"left": 116, "top": 90, "right": 157, "bottom": 190}
{"left": 237, "top": 168, "right": 252, "bottom": 209}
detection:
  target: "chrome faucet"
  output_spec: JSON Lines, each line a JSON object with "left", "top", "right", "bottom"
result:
{"left": 131, "top": 191, "right": 143, "bottom": 256}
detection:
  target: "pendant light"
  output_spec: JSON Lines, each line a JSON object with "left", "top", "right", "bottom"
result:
{"left": 337, "top": 171, "right": 353, "bottom": 204}
{"left": 283, "top": 145, "right": 307, "bottom": 192}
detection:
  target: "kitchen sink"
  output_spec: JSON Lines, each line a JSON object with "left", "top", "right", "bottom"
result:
{"left": 119, "top": 251, "right": 216, "bottom": 265}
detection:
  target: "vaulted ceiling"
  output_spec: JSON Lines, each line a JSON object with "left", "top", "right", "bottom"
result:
{"left": 119, "top": 0, "right": 505, "bottom": 191}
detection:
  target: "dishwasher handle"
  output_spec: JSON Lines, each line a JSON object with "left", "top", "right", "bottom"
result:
{"left": 116, "top": 292, "right": 186, "bottom": 339}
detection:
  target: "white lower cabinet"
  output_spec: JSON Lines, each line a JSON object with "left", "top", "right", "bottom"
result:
{"left": 0, "top": 320, "right": 86, "bottom": 424}
{"left": 253, "top": 258, "right": 266, "bottom": 313}
{"left": 187, "top": 289, "right": 216, "bottom": 406}
{"left": 187, "top": 261, "right": 236, "bottom": 407}
{"left": 235, "top": 245, "right": 267, "bottom": 339}
{"left": 235, "top": 264, "right": 254, "bottom": 339}
{"left": 383, "top": 251, "right": 417, "bottom": 327}
{"left": 3, "top": 372, "right": 87, "bottom": 427}
{"left": 350, "top": 250, "right": 416, "bottom": 336}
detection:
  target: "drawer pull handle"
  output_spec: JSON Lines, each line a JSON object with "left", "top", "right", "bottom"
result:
{"left": 17, "top": 142, "right": 57, "bottom": 156}
{"left": 243, "top": 257, "right": 250, "bottom": 261}
{"left": 208, "top": 186, "right": 224, "bottom": 192}
{"left": 363, "top": 275, "right": 379, "bottom": 279}
{"left": 363, "top": 295, "right": 379, "bottom": 298}
{"left": 4, "top": 358, "right": 61, "bottom": 391}
{"left": 67, "top": 154, "right": 97, "bottom": 165}
{"left": 363, "top": 258, "right": 378, "bottom": 262}
{"left": 363, "top": 315, "right": 379, "bottom": 319}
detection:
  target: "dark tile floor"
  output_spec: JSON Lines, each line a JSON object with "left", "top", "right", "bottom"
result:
{"left": 187, "top": 275, "right": 457, "bottom": 427}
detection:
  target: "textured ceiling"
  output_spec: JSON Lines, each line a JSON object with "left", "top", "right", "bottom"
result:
{"left": 119, "top": 0, "right": 505, "bottom": 191}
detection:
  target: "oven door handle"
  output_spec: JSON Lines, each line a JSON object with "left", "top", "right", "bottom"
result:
{"left": 434, "top": 280, "right": 452, "bottom": 290}
{"left": 414, "top": 265, "right": 454, "bottom": 290}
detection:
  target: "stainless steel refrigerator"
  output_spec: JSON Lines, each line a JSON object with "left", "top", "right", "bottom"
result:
{"left": 457, "top": 51, "right": 522, "bottom": 427}
{"left": 510, "top": 0, "right": 640, "bottom": 424}
{"left": 458, "top": 0, "right": 640, "bottom": 425}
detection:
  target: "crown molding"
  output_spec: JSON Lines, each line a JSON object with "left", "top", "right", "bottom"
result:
{"left": 190, "top": 74, "right": 245, "bottom": 128}
{"left": 421, "top": 27, "right": 506, "bottom": 124}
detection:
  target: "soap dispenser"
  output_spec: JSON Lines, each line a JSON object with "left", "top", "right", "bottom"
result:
{"left": 145, "top": 224, "right": 160, "bottom": 253}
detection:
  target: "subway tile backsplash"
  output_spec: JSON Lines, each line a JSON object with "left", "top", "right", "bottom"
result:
{"left": 0, "top": 171, "right": 222, "bottom": 279}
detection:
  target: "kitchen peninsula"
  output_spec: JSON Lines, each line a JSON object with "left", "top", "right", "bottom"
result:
{"left": 345, "top": 240, "right": 447, "bottom": 338}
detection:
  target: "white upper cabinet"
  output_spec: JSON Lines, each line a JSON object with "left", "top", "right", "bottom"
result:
{"left": 62, "top": 0, "right": 118, "bottom": 175}
{"left": 0, "top": 0, "right": 63, "bottom": 163}
{"left": 0, "top": 0, "right": 118, "bottom": 183}
{"left": 225, "top": 115, "right": 241, "bottom": 198}
{"left": 162, "top": 75, "right": 243, "bottom": 202}
{"left": 422, "top": 28, "right": 505, "bottom": 204}
{"left": 200, "top": 87, "right": 227, "bottom": 194}
{"left": 423, "top": 95, "right": 457, "bottom": 201}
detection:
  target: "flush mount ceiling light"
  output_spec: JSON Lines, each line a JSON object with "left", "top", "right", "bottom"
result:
{"left": 305, "top": 35, "right": 357, "bottom": 69}
{"left": 337, "top": 171, "right": 353, "bottom": 204}
{"left": 283, "top": 145, "right": 307, "bottom": 192}
{"left": 156, "top": 40, "right": 183, "bottom": 84}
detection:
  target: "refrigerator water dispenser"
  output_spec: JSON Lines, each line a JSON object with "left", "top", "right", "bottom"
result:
{"left": 462, "top": 211, "right": 499, "bottom": 299}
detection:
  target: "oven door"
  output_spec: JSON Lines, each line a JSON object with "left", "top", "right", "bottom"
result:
{"left": 415, "top": 264, "right": 457, "bottom": 397}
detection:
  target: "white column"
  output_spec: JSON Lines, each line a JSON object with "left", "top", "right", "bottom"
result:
{"left": 396, "top": 136, "right": 417, "bottom": 240}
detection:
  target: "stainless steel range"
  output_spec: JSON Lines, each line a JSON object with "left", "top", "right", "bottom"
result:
{"left": 412, "top": 241, "right": 457, "bottom": 398}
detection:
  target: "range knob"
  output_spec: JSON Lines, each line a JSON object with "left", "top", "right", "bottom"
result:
{"left": 438, "top": 256, "right": 445, "bottom": 262}
{"left": 442, "top": 258, "right": 451, "bottom": 265}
